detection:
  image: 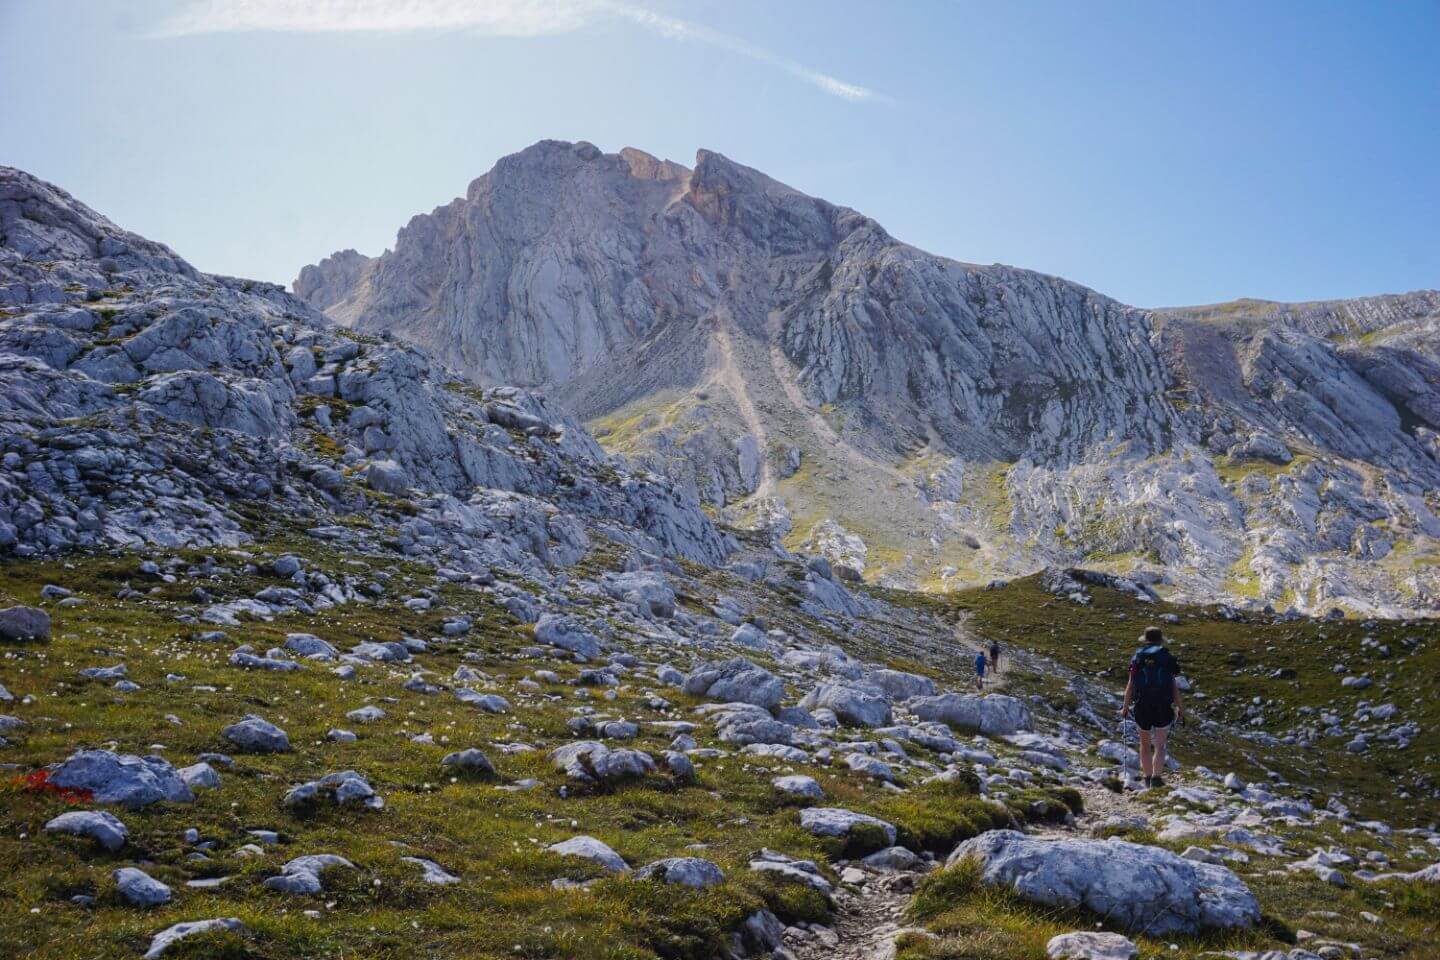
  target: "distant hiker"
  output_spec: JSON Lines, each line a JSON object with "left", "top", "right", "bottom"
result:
{"left": 974, "top": 649, "right": 987, "bottom": 689}
{"left": 988, "top": 640, "right": 1001, "bottom": 673}
{"left": 1119, "top": 626, "right": 1183, "bottom": 789}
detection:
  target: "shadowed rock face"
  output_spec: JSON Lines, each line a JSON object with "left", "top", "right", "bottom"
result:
{"left": 297, "top": 141, "right": 1439, "bottom": 614}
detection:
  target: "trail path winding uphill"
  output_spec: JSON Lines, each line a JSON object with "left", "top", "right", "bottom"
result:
{"left": 711, "top": 319, "right": 776, "bottom": 498}
{"left": 764, "top": 309, "right": 909, "bottom": 485}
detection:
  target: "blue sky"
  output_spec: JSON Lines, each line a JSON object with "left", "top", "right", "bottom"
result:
{"left": 2, "top": 0, "right": 1436, "bottom": 307}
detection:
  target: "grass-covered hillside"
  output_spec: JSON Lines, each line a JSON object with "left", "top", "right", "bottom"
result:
{"left": 905, "top": 575, "right": 1439, "bottom": 827}
{"left": 0, "top": 542, "right": 1078, "bottom": 960}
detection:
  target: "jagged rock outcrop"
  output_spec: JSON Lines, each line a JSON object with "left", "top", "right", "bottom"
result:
{"left": 0, "top": 165, "right": 733, "bottom": 574}
{"left": 296, "top": 141, "right": 1440, "bottom": 614}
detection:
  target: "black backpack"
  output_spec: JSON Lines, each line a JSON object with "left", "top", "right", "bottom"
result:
{"left": 1130, "top": 644, "right": 1177, "bottom": 705}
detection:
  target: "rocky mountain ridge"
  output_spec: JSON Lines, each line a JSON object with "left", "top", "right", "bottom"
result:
{"left": 0, "top": 163, "right": 731, "bottom": 575}
{"left": 296, "top": 141, "right": 1440, "bottom": 616}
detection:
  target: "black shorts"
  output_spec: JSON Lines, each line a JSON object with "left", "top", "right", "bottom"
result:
{"left": 1133, "top": 701, "right": 1174, "bottom": 731}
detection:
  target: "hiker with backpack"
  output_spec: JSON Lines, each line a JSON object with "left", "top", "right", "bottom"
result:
{"left": 974, "top": 648, "right": 987, "bottom": 690}
{"left": 1119, "top": 626, "right": 1184, "bottom": 788}
{"left": 988, "top": 640, "right": 1001, "bottom": 673}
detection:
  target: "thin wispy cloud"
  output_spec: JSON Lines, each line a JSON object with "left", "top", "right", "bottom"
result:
{"left": 152, "top": 0, "right": 884, "bottom": 103}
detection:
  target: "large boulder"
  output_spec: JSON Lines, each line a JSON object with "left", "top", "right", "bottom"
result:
{"left": 948, "top": 831, "right": 1260, "bottom": 936}
{"left": 143, "top": 918, "right": 246, "bottom": 959}
{"left": 773, "top": 775, "right": 825, "bottom": 800}
{"left": 712, "top": 704, "right": 796, "bottom": 746}
{"left": 799, "top": 807, "right": 897, "bottom": 847}
{"left": 800, "top": 681, "right": 892, "bottom": 727}
{"left": 549, "top": 740, "right": 655, "bottom": 783}
{"left": 635, "top": 857, "right": 725, "bottom": 889}
{"left": 864, "top": 668, "right": 936, "bottom": 701}
{"left": 49, "top": 750, "right": 193, "bottom": 808}
{"left": 264, "top": 854, "right": 356, "bottom": 895}
{"left": 602, "top": 571, "right": 676, "bottom": 618}
{"left": 44, "top": 810, "right": 129, "bottom": 850}
{"left": 682, "top": 658, "right": 784, "bottom": 710}
{"left": 114, "top": 867, "right": 173, "bottom": 907}
{"left": 1046, "top": 932, "right": 1138, "bottom": 960}
{"left": 221, "top": 715, "right": 290, "bottom": 753}
{"left": 548, "top": 835, "right": 628, "bottom": 873}
{"left": 534, "top": 614, "right": 602, "bottom": 659}
{"left": 0, "top": 605, "right": 50, "bottom": 643}
{"left": 365, "top": 459, "right": 410, "bottom": 494}
{"left": 910, "top": 693, "right": 1032, "bottom": 736}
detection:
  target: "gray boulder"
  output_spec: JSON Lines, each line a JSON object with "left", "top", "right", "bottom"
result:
{"left": 635, "top": 857, "right": 725, "bottom": 889}
{"left": 282, "top": 770, "right": 382, "bottom": 810}
{"left": 845, "top": 753, "right": 896, "bottom": 781}
{"left": 1046, "top": 932, "right": 1138, "bottom": 960}
{"left": 45, "top": 810, "right": 129, "bottom": 850}
{"left": 114, "top": 867, "right": 172, "bottom": 907}
{"left": 800, "top": 681, "right": 892, "bottom": 727}
{"left": 0, "top": 605, "right": 49, "bottom": 643}
{"left": 221, "top": 715, "right": 290, "bottom": 753}
{"left": 441, "top": 748, "right": 495, "bottom": 776}
{"left": 864, "top": 668, "right": 936, "bottom": 701}
{"left": 402, "top": 857, "right": 460, "bottom": 885}
{"left": 730, "top": 623, "right": 780, "bottom": 653}
{"left": 910, "top": 693, "right": 1032, "bottom": 736}
{"left": 548, "top": 835, "right": 628, "bottom": 873}
{"left": 143, "top": 919, "right": 245, "bottom": 959}
{"left": 747, "top": 850, "right": 833, "bottom": 895}
{"left": 682, "top": 658, "right": 784, "bottom": 710}
{"left": 365, "top": 459, "right": 410, "bottom": 494}
{"left": 178, "top": 762, "right": 221, "bottom": 790}
{"left": 863, "top": 846, "right": 922, "bottom": 871}
{"left": 799, "top": 807, "right": 897, "bottom": 846}
{"left": 549, "top": 741, "right": 655, "bottom": 783}
{"left": 602, "top": 571, "right": 676, "bottom": 618}
{"left": 714, "top": 707, "right": 795, "bottom": 746}
{"left": 949, "top": 831, "right": 1259, "bottom": 935}
{"left": 534, "top": 614, "right": 602, "bottom": 658}
{"left": 454, "top": 688, "right": 510, "bottom": 713}
{"left": 264, "top": 854, "right": 355, "bottom": 895}
{"left": 49, "top": 750, "right": 193, "bottom": 808}
{"left": 773, "top": 775, "right": 825, "bottom": 800}
{"left": 284, "top": 633, "right": 338, "bottom": 660}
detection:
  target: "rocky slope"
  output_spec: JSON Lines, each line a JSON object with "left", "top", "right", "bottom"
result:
{"left": 0, "top": 164, "right": 730, "bottom": 574}
{"left": 296, "top": 141, "right": 1440, "bottom": 616}
{"left": 2, "top": 165, "right": 1437, "bottom": 960}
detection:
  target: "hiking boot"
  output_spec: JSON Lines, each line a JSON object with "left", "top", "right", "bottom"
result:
{"left": 1149, "top": 775, "right": 1165, "bottom": 789}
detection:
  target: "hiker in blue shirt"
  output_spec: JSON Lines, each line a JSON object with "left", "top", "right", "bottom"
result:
{"left": 974, "top": 649, "right": 987, "bottom": 689}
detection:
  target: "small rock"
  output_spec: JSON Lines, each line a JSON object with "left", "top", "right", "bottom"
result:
{"left": 45, "top": 810, "right": 129, "bottom": 851}
{"left": 441, "top": 748, "right": 495, "bottom": 776}
{"left": 1046, "top": 931, "right": 1139, "bottom": 960}
{"left": 635, "top": 857, "right": 725, "bottom": 888}
{"left": 143, "top": 918, "right": 245, "bottom": 959}
{"left": 548, "top": 835, "right": 628, "bottom": 874}
{"left": 114, "top": 867, "right": 172, "bottom": 907}
{"left": 221, "top": 715, "right": 290, "bottom": 753}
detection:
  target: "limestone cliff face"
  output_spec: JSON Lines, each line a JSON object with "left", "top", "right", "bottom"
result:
{"left": 295, "top": 141, "right": 1440, "bottom": 615}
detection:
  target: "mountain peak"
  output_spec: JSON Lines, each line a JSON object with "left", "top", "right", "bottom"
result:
{"left": 290, "top": 145, "right": 1440, "bottom": 614}
{"left": 0, "top": 165, "right": 195, "bottom": 280}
